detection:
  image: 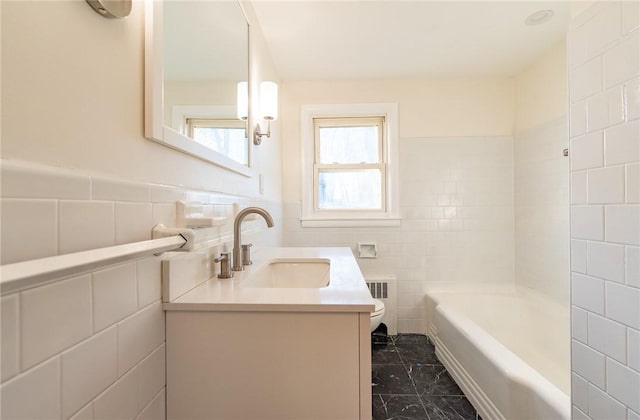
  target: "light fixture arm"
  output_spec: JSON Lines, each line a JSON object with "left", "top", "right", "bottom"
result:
{"left": 254, "top": 117, "right": 273, "bottom": 145}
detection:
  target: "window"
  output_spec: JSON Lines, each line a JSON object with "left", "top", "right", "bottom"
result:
{"left": 301, "top": 103, "right": 400, "bottom": 227}
{"left": 185, "top": 118, "right": 248, "bottom": 166}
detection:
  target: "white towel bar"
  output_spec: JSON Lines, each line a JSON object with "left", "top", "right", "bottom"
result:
{"left": 0, "top": 235, "right": 187, "bottom": 296}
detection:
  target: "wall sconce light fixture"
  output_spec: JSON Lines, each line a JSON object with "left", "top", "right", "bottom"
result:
{"left": 236, "top": 81, "right": 248, "bottom": 121}
{"left": 254, "top": 81, "right": 278, "bottom": 145}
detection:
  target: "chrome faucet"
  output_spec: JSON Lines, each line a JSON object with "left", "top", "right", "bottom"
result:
{"left": 232, "top": 207, "right": 274, "bottom": 271}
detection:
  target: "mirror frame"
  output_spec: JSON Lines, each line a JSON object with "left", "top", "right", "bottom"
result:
{"left": 144, "top": 0, "right": 252, "bottom": 177}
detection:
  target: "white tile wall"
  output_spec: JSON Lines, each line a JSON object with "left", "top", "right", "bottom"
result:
{"left": 606, "top": 358, "right": 640, "bottom": 412}
{"left": 587, "top": 165, "right": 625, "bottom": 203}
{"left": 0, "top": 357, "right": 61, "bottom": 420}
{"left": 1, "top": 294, "right": 20, "bottom": 382}
{"left": 61, "top": 327, "right": 118, "bottom": 419}
{"left": 571, "top": 205, "right": 604, "bottom": 240}
{"left": 59, "top": 201, "right": 115, "bottom": 254}
{"left": 588, "top": 383, "right": 627, "bottom": 420}
{"left": 572, "top": 339, "right": 606, "bottom": 388}
{"left": 571, "top": 131, "right": 604, "bottom": 171}
{"left": 1, "top": 199, "right": 58, "bottom": 264}
{"left": 587, "top": 313, "right": 627, "bottom": 363}
{"left": 0, "top": 159, "right": 282, "bottom": 420}
{"left": 586, "top": 241, "right": 625, "bottom": 283}
{"left": 586, "top": 86, "right": 625, "bottom": 132}
{"left": 605, "top": 119, "right": 640, "bottom": 165}
{"left": 92, "top": 368, "right": 138, "bottom": 420}
{"left": 513, "top": 117, "right": 569, "bottom": 302}
{"left": 21, "top": 274, "right": 92, "bottom": 370}
{"left": 92, "top": 263, "right": 138, "bottom": 332}
{"left": 569, "top": 3, "right": 640, "bottom": 418}
{"left": 627, "top": 163, "right": 640, "bottom": 203}
{"left": 283, "top": 136, "right": 515, "bottom": 333}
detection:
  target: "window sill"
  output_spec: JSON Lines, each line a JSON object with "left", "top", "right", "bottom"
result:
{"left": 300, "top": 217, "right": 401, "bottom": 228}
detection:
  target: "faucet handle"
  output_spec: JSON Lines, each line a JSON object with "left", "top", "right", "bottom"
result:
{"left": 241, "top": 243, "right": 253, "bottom": 266}
{"left": 214, "top": 252, "right": 234, "bottom": 279}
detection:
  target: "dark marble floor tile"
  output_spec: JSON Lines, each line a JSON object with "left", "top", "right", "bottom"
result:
{"left": 409, "top": 364, "right": 464, "bottom": 397}
{"left": 372, "top": 364, "right": 416, "bottom": 395}
{"left": 372, "top": 395, "right": 427, "bottom": 420}
{"left": 372, "top": 343, "right": 403, "bottom": 364}
{"left": 420, "top": 396, "right": 477, "bottom": 420}
{"left": 394, "top": 334, "right": 441, "bottom": 365}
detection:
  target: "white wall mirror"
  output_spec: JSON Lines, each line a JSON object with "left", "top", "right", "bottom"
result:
{"left": 145, "top": 0, "right": 252, "bottom": 177}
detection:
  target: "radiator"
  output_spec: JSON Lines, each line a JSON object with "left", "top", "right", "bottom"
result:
{"left": 365, "top": 276, "right": 397, "bottom": 335}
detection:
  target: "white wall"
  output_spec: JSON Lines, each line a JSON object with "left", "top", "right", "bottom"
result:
{"left": 513, "top": 42, "right": 570, "bottom": 304}
{"left": 568, "top": 2, "right": 640, "bottom": 419}
{"left": 0, "top": 1, "right": 282, "bottom": 419}
{"left": 281, "top": 78, "right": 515, "bottom": 332}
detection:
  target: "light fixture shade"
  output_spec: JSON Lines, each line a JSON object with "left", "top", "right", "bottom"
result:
{"left": 236, "top": 81, "right": 248, "bottom": 120}
{"left": 259, "top": 81, "right": 278, "bottom": 120}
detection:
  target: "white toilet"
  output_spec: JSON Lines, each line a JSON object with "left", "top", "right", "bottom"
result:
{"left": 370, "top": 299, "right": 386, "bottom": 332}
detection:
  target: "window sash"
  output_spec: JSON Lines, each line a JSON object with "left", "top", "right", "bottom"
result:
{"left": 313, "top": 164, "right": 387, "bottom": 212}
{"left": 313, "top": 117, "right": 385, "bottom": 165}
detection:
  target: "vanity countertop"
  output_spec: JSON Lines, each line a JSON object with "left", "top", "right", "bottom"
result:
{"left": 163, "top": 247, "right": 376, "bottom": 312}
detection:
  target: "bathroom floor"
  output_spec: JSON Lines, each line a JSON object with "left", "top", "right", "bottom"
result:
{"left": 371, "top": 334, "right": 481, "bottom": 420}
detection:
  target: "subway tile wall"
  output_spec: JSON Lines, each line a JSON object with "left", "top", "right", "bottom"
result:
{"left": 514, "top": 117, "right": 570, "bottom": 303}
{"left": 0, "top": 159, "right": 282, "bottom": 419}
{"left": 569, "top": 2, "right": 640, "bottom": 419}
{"left": 283, "top": 136, "right": 514, "bottom": 333}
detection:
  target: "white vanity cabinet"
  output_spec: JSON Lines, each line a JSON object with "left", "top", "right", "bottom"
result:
{"left": 166, "top": 310, "right": 371, "bottom": 419}
{"left": 162, "top": 247, "right": 374, "bottom": 420}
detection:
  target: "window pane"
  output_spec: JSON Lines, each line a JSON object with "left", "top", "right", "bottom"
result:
{"left": 318, "top": 126, "right": 379, "bottom": 164}
{"left": 318, "top": 170, "right": 382, "bottom": 209}
{"left": 192, "top": 127, "right": 248, "bottom": 165}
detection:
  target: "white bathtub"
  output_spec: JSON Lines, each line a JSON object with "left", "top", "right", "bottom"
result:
{"left": 425, "top": 284, "right": 570, "bottom": 420}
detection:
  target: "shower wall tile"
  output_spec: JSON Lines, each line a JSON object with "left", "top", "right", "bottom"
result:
{"left": 587, "top": 165, "right": 625, "bottom": 204}
{"left": 605, "top": 119, "right": 640, "bottom": 166}
{"left": 586, "top": 86, "right": 625, "bottom": 131}
{"left": 282, "top": 136, "right": 515, "bottom": 333}
{"left": 570, "top": 131, "right": 604, "bottom": 170}
{"left": 628, "top": 328, "right": 640, "bottom": 371}
{"left": 571, "top": 171, "right": 587, "bottom": 204}
{"left": 605, "top": 205, "right": 640, "bottom": 245}
{"left": 572, "top": 340, "right": 606, "bottom": 388}
{"left": 571, "top": 205, "right": 604, "bottom": 240}
{"left": 586, "top": 241, "right": 625, "bottom": 283}
{"left": 605, "top": 358, "right": 640, "bottom": 412}
{"left": 603, "top": 30, "right": 640, "bottom": 89}
{"left": 627, "top": 163, "right": 640, "bottom": 203}
{"left": 605, "top": 283, "right": 640, "bottom": 329}
{"left": 570, "top": 7, "right": 640, "bottom": 416}
{"left": 626, "top": 246, "right": 640, "bottom": 288}
{"left": 587, "top": 383, "right": 627, "bottom": 420}
{"left": 587, "top": 313, "right": 627, "bottom": 363}
{"left": 572, "top": 273, "right": 605, "bottom": 315}
{"left": 572, "top": 373, "right": 589, "bottom": 412}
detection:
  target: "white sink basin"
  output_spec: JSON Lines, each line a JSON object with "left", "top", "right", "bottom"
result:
{"left": 243, "top": 258, "right": 330, "bottom": 288}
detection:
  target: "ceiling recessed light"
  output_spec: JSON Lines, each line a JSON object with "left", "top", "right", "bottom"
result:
{"left": 525, "top": 9, "right": 555, "bottom": 26}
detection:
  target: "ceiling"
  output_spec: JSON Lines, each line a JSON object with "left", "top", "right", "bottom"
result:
{"left": 251, "top": 1, "right": 571, "bottom": 81}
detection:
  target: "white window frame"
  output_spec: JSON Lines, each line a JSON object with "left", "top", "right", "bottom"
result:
{"left": 301, "top": 103, "right": 400, "bottom": 228}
